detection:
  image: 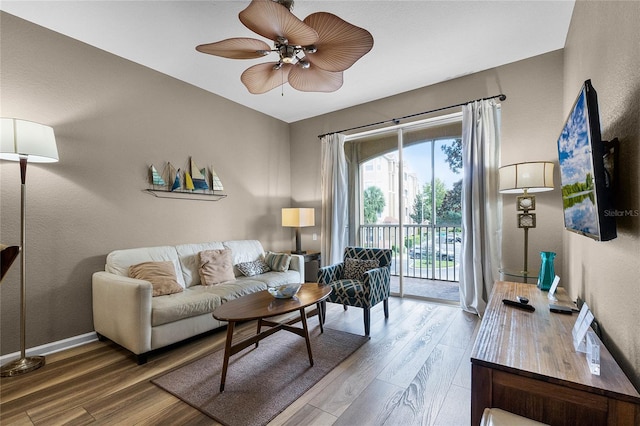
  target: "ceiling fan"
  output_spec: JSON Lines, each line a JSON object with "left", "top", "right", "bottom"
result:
{"left": 196, "top": 0, "right": 374, "bottom": 94}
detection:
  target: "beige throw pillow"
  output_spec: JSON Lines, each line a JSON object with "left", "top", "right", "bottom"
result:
{"left": 129, "top": 261, "right": 184, "bottom": 297}
{"left": 199, "top": 249, "right": 235, "bottom": 285}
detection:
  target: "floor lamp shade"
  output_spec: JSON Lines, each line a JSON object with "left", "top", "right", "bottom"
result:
{"left": 1, "top": 118, "right": 59, "bottom": 163}
{"left": 282, "top": 208, "right": 315, "bottom": 254}
{"left": 0, "top": 117, "right": 58, "bottom": 377}
{"left": 499, "top": 161, "right": 554, "bottom": 194}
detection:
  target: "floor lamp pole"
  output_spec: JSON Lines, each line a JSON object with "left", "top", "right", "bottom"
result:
{"left": 0, "top": 156, "right": 45, "bottom": 377}
{"left": 523, "top": 227, "right": 529, "bottom": 283}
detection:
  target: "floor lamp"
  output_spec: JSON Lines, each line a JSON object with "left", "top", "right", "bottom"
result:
{"left": 282, "top": 208, "right": 315, "bottom": 254}
{"left": 499, "top": 161, "right": 554, "bottom": 282}
{"left": 0, "top": 118, "right": 59, "bottom": 377}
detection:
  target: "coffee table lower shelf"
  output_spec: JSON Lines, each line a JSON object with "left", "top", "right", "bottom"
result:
{"left": 212, "top": 283, "right": 332, "bottom": 392}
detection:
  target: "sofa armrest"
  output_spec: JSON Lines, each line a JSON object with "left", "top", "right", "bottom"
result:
{"left": 287, "top": 254, "right": 305, "bottom": 282}
{"left": 92, "top": 271, "right": 153, "bottom": 355}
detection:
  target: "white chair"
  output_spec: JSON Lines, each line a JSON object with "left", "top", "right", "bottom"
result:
{"left": 481, "top": 408, "right": 548, "bottom": 426}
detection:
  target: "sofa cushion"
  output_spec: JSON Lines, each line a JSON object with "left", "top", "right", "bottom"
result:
{"left": 151, "top": 280, "right": 268, "bottom": 326}
{"left": 151, "top": 287, "right": 222, "bottom": 327}
{"left": 199, "top": 249, "right": 235, "bottom": 285}
{"left": 211, "top": 280, "right": 269, "bottom": 302}
{"left": 106, "top": 245, "right": 186, "bottom": 288}
{"left": 237, "top": 258, "right": 271, "bottom": 277}
{"left": 129, "top": 261, "right": 184, "bottom": 297}
{"left": 239, "top": 270, "right": 302, "bottom": 287}
{"left": 264, "top": 251, "right": 292, "bottom": 272}
{"left": 175, "top": 241, "right": 225, "bottom": 287}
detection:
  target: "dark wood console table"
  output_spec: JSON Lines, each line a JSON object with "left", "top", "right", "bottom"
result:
{"left": 470, "top": 281, "right": 640, "bottom": 425}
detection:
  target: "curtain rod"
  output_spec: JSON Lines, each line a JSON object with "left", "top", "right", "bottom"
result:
{"left": 317, "top": 93, "right": 506, "bottom": 139}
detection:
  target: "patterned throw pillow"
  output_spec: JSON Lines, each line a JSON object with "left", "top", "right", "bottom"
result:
{"left": 237, "top": 258, "right": 271, "bottom": 277}
{"left": 264, "top": 251, "right": 292, "bottom": 272}
{"left": 343, "top": 258, "right": 379, "bottom": 281}
{"left": 129, "top": 261, "right": 184, "bottom": 297}
{"left": 198, "top": 249, "right": 235, "bottom": 285}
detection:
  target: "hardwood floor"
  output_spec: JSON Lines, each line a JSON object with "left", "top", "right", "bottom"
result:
{"left": 0, "top": 298, "right": 479, "bottom": 425}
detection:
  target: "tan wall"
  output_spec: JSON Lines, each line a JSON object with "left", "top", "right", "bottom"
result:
{"left": 562, "top": 0, "right": 640, "bottom": 388}
{"left": 0, "top": 13, "right": 292, "bottom": 353}
{"left": 290, "top": 51, "right": 566, "bottom": 282}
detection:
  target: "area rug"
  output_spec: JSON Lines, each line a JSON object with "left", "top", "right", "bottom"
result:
{"left": 152, "top": 327, "right": 369, "bottom": 426}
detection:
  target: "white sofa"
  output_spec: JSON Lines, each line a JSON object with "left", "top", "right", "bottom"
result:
{"left": 92, "top": 240, "right": 304, "bottom": 363}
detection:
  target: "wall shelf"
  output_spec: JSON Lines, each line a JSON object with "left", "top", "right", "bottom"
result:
{"left": 144, "top": 189, "right": 227, "bottom": 201}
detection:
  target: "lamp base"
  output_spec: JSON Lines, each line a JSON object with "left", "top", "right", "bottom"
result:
{"left": 291, "top": 250, "right": 307, "bottom": 255}
{"left": 0, "top": 356, "right": 45, "bottom": 377}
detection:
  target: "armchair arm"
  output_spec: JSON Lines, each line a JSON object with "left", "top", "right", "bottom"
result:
{"left": 92, "top": 271, "right": 153, "bottom": 355}
{"left": 318, "top": 262, "right": 344, "bottom": 285}
{"left": 361, "top": 266, "right": 391, "bottom": 305}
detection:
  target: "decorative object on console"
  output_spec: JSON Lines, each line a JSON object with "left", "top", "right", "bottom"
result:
{"left": 145, "top": 157, "right": 226, "bottom": 201}
{"left": 499, "top": 161, "right": 554, "bottom": 282}
{"left": 196, "top": 0, "right": 373, "bottom": 94}
{"left": 537, "top": 251, "right": 556, "bottom": 291}
{"left": 282, "top": 207, "right": 315, "bottom": 254}
{"left": 0, "top": 117, "right": 59, "bottom": 377}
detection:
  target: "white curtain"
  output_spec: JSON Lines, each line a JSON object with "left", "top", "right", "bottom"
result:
{"left": 459, "top": 100, "right": 502, "bottom": 316}
{"left": 320, "top": 133, "right": 348, "bottom": 266}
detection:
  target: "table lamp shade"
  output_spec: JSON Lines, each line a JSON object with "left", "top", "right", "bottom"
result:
{"left": 499, "top": 161, "right": 554, "bottom": 194}
{"left": 0, "top": 118, "right": 58, "bottom": 163}
{"left": 282, "top": 208, "right": 315, "bottom": 227}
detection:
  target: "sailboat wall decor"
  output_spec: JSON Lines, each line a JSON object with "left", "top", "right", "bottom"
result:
{"left": 150, "top": 165, "right": 166, "bottom": 186}
{"left": 145, "top": 157, "right": 226, "bottom": 201}
{"left": 190, "top": 159, "right": 209, "bottom": 191}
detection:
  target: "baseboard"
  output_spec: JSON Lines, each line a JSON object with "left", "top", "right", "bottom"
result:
{"left": 0, "top": 332, "right": 98, "bottom": 364}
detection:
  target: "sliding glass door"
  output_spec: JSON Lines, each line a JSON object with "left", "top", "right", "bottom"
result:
{"left": 347, "top": 112, "right": 463, "bottom": 301}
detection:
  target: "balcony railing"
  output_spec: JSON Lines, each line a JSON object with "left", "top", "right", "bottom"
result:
{"left": 359, "top": 224, "right": 461, "bottom": 283}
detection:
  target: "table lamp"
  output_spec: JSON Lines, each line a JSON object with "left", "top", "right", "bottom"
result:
{"left": 499, "top": 161, "right": 554, "bottom": 281}
{"left": 282, "top": 208, "right": 315, "bottom": 254}
{"left": 0, "top": 118, "right": 59, "bottom": 377}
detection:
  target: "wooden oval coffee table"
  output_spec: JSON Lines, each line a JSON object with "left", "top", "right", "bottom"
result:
{"left": 212, "top": 283, "right": 332, "bottom": 392}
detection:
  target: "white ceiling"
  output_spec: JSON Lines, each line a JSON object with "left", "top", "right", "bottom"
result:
{"left": 1, "top": 1, "right": 575, "bottom": 123}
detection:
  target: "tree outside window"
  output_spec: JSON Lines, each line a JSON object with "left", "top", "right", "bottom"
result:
{"left": 363, "top": 186, "right": 385, "bottom": 224}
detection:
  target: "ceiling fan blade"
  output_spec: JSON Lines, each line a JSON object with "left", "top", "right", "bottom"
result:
{"left": 288, "top": 65, "right": 343, "bottom": 93}
{"left": 239, "top": 0, "right": 318, "bottom": 46}
{"left": 241, "top": 62, "right": 293, "bottom": 94}
{"left": 303, "top": 12, "right": 374, "bottom": 72}
{"left": 196, "top": 38, "right": 271, "bottom": 59}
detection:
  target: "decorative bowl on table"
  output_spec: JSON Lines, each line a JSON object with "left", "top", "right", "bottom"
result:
{"left": 267, "top": 283, "right": 302, "bottom": 299}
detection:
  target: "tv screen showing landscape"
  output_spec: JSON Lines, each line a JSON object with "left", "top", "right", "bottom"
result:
{"left": 557, "top": 80, "right": 615, "bottom": 241}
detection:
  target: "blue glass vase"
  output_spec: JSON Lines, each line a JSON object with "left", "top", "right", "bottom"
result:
{"left": 537, "top": 251, "right": 556, "bottom": 291}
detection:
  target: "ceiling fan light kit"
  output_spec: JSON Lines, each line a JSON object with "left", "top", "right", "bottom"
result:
{"left": 196, "top": 0, "right": 373, "bottom": 94}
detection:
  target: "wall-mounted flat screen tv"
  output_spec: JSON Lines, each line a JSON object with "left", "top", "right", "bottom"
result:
{"left": 557, "top": 79, "right": 616, "bottom": 241}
